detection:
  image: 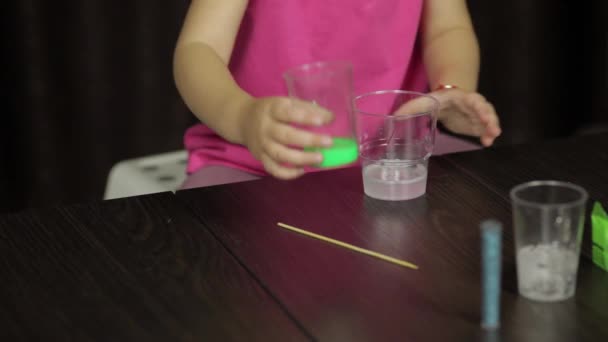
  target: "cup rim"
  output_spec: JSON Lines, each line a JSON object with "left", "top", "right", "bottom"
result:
{"left": 509, "top": 180, "right": 589, "bottom": 208}
{"left": 354, "top": 90, "right": 439, "bottom": 118}
{"left": 282, "top": 60, "right": 353, "bottom": 81}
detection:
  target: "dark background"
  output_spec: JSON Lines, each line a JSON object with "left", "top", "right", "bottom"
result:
{"left": 1, "top": 1, "right": 607, "bottom": 213}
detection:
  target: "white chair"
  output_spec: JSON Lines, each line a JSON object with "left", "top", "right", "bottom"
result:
{"left": 104, "top": 150, "right": 188, "bottom": 200}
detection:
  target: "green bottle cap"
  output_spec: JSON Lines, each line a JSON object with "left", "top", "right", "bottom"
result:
{"left": 306, "top": 137, "right": 358, "bottom": 168}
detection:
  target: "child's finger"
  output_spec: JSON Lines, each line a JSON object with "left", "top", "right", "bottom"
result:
{"left": 481, "top": 109, "right": 501, "bottom": 146}
{"left": 462, "top": 93, "right": 488, "bottom": 120}
{"left": 480, "top": 135, "right": 495, "bottom": 147}
{"left": 481, "top": 125, "right": 500, "bottom": 145}
{"left": 466, "top": 95, "right": 502, "bottom": 136}
{"left": 260, "top": 153, "right": 305, "bottom": 180}
{"left": 270, "top": 123, "right": 333, "bottom": 148}
{"left": 484, "top": 103, "right": 501, "bottom": 134}
{"left": 273, "top": 98, "right": 333, "bottom": 126}
{"left": 473, "top": 102, "right": 490, "bottom": 123}
{"left": 265, "top": 141, "right": 323, "bottom": 167}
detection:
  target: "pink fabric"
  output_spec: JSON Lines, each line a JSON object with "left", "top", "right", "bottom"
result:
{"left": 184, "top": 0, "right": 427, "bottom": 175}
{"left": 179, "top": 133, "right": 479, "bottom": 191}
{"left": 180, "top": 165, "right": 260, "bottom": 189}
{"left": 433, "top": 133, "right": 480, "bottom": 155}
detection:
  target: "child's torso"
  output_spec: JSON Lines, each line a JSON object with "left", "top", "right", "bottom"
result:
{"left": 230, "top": 0, "right": 425, "bottom": 96}
{"left": 185, "top": 0, "right": 427, "bottom": 174}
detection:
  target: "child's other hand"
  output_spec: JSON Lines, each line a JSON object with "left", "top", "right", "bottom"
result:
{"left": 430, "top": 89, "right": 501, "bottom": 147}
{"left": 241, "top": 97, "right": 334, "bottom": 180}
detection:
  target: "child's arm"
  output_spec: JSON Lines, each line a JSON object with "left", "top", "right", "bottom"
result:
{"left": 420, "top": 0, "right": 480, "bottom": 92}
{"left": 174, "top": 0, "right": 251, "bottom": 144}
{"left": 419, "top": 0, "right": 501, "bottom": 146}
{"left": 174, "top": 0, "right": 332, "bottom": 179}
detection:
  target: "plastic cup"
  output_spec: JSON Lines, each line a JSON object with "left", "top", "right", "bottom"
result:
{"left": 354, "top": 90, "right": 438, "bottom": 201}
{"left": 510, "top": 180, "right": 588, "bottom": 302}
{"left": 283, "top": 61, "right": 358, "bottom": 168}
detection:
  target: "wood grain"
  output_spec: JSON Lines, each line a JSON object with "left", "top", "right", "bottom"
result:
{"left": 443, "top": 133, "right": 608, "bottom": 202}
{"left": 178, "top": 156, "right": 608, "bottom": 341}
{"left": 0, "top": 192, "right": 309, "bottom": 341}
{"left": 2, "top": 133, "right": 607, "bottom": 341}
{"left": 444, "top": 132, "right": 608, "bottom": 258}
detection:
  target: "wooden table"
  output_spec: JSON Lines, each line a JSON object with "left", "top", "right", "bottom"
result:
{"left": 2, "top": 133, "right": 608, "bottom": 341}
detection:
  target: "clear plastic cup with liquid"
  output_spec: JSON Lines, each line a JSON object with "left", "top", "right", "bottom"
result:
{"left": 354, "top": 90, "right": 438, "bottom": 201}
{"left": 510, "top": 180, "right": 588, "bottom": 302}
{"left": 283, "top": 61, "right": 358, "bottom": 169}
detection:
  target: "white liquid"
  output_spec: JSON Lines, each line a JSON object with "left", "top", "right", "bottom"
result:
{"left": 362, "top": 160, "right": 427, "bottom": 201}
{"left": 516, "top": 244, "right": 579, "bottom": 302}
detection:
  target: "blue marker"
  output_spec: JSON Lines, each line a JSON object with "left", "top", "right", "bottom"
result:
{"left": 481, "top": 219, "right": 502, "bottom": 330}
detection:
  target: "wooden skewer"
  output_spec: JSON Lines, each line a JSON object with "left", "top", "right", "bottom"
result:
{"left": 277, "top": 222, "right": 418, "bottom": 270}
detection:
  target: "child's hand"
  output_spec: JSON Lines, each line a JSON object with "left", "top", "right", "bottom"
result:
{"left": 430, "top": 89, "right": 501, "bottom": 147}
{"left": 241, "top": 97, "right": 334, "bottom": 180}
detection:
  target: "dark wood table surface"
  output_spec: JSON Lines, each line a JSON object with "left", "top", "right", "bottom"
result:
{"left": 2, "top": 133, "right": 608, "bottom": 341}
{"left": 0, "top": 193, "right": 308, "bottom": 341}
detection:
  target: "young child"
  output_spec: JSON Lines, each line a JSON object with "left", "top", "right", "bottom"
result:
{"left": 174, "top": 0, "right": 501, "bottom": 188}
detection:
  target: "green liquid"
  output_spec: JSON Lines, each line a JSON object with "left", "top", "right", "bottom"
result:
{"left": 306, "top": 137, "right": 358, "bottom": 168}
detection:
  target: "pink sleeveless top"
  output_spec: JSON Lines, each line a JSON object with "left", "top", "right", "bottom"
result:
{"left": 184, "top": 0, "right": 427, "bottom": 175}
